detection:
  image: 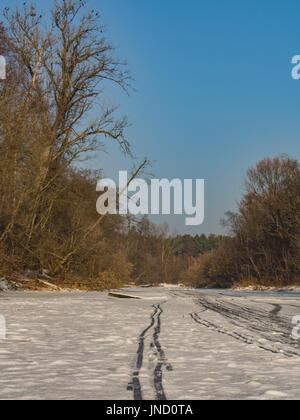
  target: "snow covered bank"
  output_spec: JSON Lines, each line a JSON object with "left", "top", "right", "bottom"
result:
{"left": 0, "top": 287, "right": 300, "bottom": 399}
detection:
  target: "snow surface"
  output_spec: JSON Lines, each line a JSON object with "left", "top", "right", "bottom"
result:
{"left": 0, "top": 287, "right": 300, "bottom": 400}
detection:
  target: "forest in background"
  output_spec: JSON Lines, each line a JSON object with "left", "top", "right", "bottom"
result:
{"left": 185, "top": 155, "right": 300, "bottom": 289}
{"left": 0, "top": 1, "right": 299, "bottom": 290}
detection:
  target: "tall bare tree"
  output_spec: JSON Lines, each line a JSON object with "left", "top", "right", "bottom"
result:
{"left": 2, "top": 3, "right": 131, "bottom": 221}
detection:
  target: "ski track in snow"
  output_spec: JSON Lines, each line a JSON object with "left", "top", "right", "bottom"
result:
{"left": 127, "top": 303, "right": 172, "bottom": 401}
{"left": 1, "top": 287, "right": 300, "bottom": 399}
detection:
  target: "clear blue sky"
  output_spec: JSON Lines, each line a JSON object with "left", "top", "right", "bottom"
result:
{"left": 3, "top": 1, "right": 300, "bottom": 234}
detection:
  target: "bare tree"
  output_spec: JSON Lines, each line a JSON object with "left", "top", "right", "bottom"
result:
{"left": 2, "top": 0, "right": 133, "bottom": 248}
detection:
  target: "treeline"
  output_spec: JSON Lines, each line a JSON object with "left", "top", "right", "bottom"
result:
{"left": 0, "top": 153, "right": 221, "bottom": 288}
{"left": 184, "top": 156, "right": 300, "bottom": 289}
{"left": 124, "top": 224, "right": 222, "bottom": 286}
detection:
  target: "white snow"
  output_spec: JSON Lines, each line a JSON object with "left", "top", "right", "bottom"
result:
{"left": 0, "top": 287, "right": 300, "bottom": 400}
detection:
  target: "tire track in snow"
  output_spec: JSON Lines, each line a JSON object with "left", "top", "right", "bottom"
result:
{"left": 190, "top": 294, "right": 300, "bottom": 358}
{"left": 190, "top": 311, "right": 299, "bottom": 357}
{"left": 190, "top": 312, "right": 254, "bottom": 345}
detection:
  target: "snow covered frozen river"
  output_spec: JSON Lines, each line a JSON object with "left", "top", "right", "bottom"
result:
{"left": 1, "top": 287, "right": 300, "bottom": 400}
